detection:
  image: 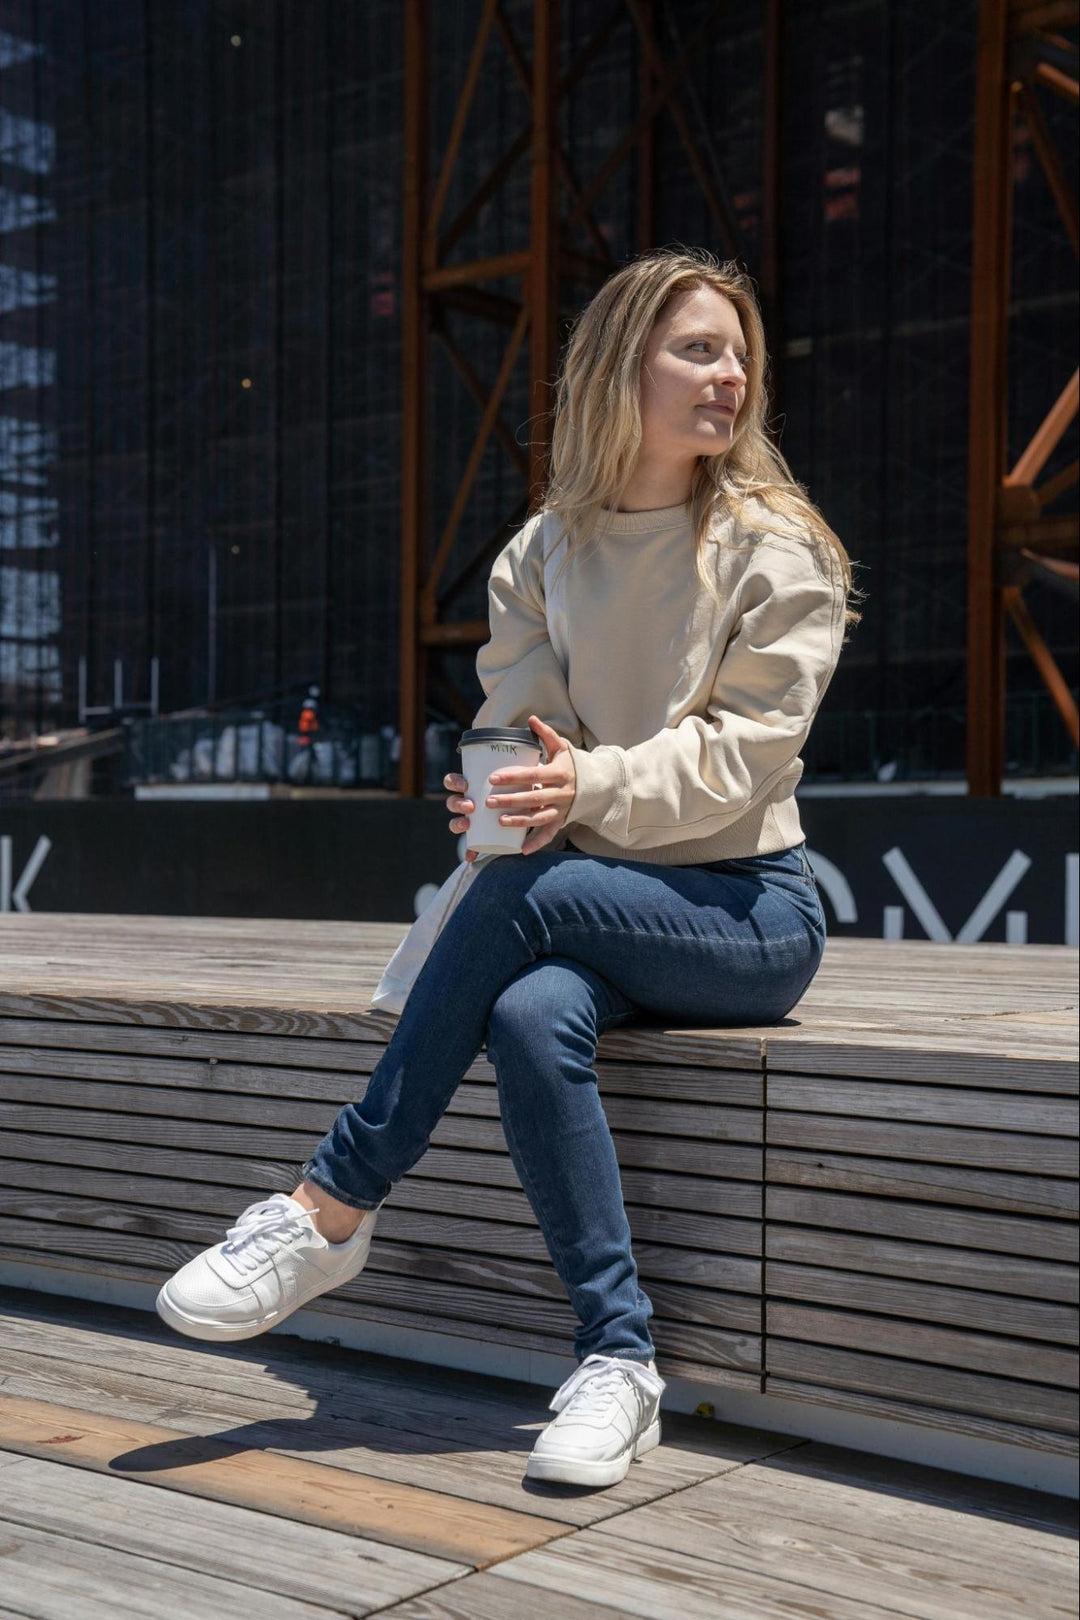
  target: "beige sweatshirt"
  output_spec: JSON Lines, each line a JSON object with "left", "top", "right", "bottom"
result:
{"left": 470, "top": 495, "right": 847, "bottom": 865}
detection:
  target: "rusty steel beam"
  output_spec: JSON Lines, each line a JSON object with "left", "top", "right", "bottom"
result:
{"left": 529, "top": 0, "right": 558, "bottom": 509}
{"left": 400, "top": 0, "right": 429, "bottom": 796}
{"left": 1017, "top": 80, "right": 1079, "bottom": 255}
{"left": 1005, "top": 367, "right": 1079, "bottom": 489}
{"left": 966, "top": 0, "right": 1078, "bottom": 796}
{"left": 1004, "top": 586, "right": 1080, "bottom": 745}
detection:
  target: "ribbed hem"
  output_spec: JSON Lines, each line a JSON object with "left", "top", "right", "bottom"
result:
{"left": 566, "top": 791, "right": 806, "bottom": 865}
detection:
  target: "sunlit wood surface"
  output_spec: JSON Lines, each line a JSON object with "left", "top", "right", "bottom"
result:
{"left": 0, "top": 1287, "right": 1075, "bottom": 1619}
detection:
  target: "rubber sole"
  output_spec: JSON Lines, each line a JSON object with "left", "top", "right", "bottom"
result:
{"left": 154, "top": 1282, "right": 297, "bottom": 1342}
{"left": 155, "top": 1236, "right": 375, "bottom": 1344}
{"left": 524, "top": 1416, "right": 661, "bottom": 1487}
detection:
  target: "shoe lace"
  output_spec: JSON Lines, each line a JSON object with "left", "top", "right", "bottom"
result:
{"left": 222, "top": 1195, "right": 307, "bottom": 1269}
{"left": 549, "top": 1354, "right": 664, "bottom": 1419}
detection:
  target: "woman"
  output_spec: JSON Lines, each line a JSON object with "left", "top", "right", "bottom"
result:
{"left": 156, "top": 246, "right": 858, "bottom": 1490}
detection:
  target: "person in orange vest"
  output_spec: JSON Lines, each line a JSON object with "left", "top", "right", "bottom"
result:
{"left": 295, "top": 686, "right": 320, "bottom": 782}
{"left": 297, "top": 686, "right": 320, "bottom": 746}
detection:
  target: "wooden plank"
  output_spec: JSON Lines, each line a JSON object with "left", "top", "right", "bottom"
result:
{"left": 0, "top": 989, "right": 768, "bottom": 1071}
{"left": 0, "top": 1455, "right": 469, "bottom": 1616}
{"left": 0, "top": 1072, "right": 765, "bottom": 1145}
{"left": 764, "top": 1032, "right": 1077, "bottom": 1090}
{"left": 765, "top": 1189, "right": 1078, "bottom": 1263}
{"left": 0, "top": 1393, "right": 568, "bottom": 1564}
{"left": 0, "top": 1014, "right": 390, "bottom": 1064}
{"left": 375, "top": 1573, "right": 633, "bottom": 1619}
{"left": 767, "top": 1076, "right": 1078, "bottom": 1135}
{"left": 765, "top": 1262, "right": 1079, "bottom": 1345}
{"left": 0, "top": 1030, "right": 764, "bottom": 1104}
{"left": 766, "top": 1301, "right": 1078, "bottom": 1388}
{"left": 749, "top": 1437, "right": 1080, "bottom": 1533}
{"left": 584, "top": 1480, "right": 1077, "bottom": 1620}
{"left": 764, "top": 1376, "right": 1079, "bottom": 1457}
{"left": 0, "top": 1128, "right": 763, "bottom": 1223}
{"left": 765, "top": 1112, "right": 1077, "bottom": 1175}
{"left": 0, "top": 1150, "right": 763, "bottom": 1245}
{"left": 4, "top": 1170, "right": 759, "bottom": 1307}
{"left": 765, "top": 1148, "right": 1078, "bottom": 1218}
{"left": 763, "top": 1341, "right": 1078, "bottom": 1433}
{"left": 485, "top": 1528, "right": 914, "bottom": 1620}
{"left": 578, "top": 1449, "right": 1080, "bottom": 1619}
{"left": 0, "top": 1099, "right": 765, "bottom": 1181}
{"left": 0, "top": 1516, "right": 353, "bottom": 1620}
{"left": 766, "top": 1226, "right": 1077, "bottom": 1302}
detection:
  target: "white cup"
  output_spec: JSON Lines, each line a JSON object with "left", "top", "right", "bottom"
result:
{"left": 458, "top": 726, "right": 548, "bottom": 854}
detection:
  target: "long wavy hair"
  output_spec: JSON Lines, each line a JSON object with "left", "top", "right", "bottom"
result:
{"left": 541, "top": 245, "right": 861, "bottom": 626}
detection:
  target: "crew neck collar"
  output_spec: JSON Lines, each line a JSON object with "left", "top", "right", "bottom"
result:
{"left": 597, "top": 501, "right": 690, "bottom": 533}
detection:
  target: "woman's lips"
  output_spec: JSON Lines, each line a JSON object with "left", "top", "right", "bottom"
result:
{"left": 699, "top": 403, "right": 735, "bottom": 416}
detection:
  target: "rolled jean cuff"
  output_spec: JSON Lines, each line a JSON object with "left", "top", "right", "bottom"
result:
{"left": 299, "top": 1163, "right": 384, "bottom": 1213}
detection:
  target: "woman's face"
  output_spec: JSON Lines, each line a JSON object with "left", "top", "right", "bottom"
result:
{"left": 638, "top": 285, "right": 749, "bottom": 464}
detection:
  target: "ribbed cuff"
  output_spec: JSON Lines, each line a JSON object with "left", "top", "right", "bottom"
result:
{"left": 567, "top": 743, "right": 626, "bottom": 832}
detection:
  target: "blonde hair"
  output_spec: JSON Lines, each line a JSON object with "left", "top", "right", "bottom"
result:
{"left": 540, "top": 245, "right": 862, "bottom": 626}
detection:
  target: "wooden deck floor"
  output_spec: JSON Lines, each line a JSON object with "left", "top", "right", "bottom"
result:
{"left": 0, "top": 1285, "right": 1076, "bottom": 1620}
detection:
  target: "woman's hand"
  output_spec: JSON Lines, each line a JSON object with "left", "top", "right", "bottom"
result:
{"left": 444, "top": 715, "right": 578, "bottom": 861}
{"left": 444, "top": 776, "right": 480, "bottom": 863}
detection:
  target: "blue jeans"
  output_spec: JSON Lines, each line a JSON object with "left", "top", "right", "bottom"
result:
{"left": 301, "top": 841, "right": 826, "bottom": 1365}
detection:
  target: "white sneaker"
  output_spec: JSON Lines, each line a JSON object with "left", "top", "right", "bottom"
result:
{"left": 525, "top": 1353, "right": 665, "bottom": 1487}
{"left": 155, "top": 1192, "right": 380, "bottom": 1343}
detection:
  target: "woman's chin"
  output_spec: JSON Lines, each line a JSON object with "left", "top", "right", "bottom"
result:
{"left": 692, "top": 425, "right": 733, "bottom": 452}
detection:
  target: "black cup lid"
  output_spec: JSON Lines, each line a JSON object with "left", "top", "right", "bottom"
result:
{"left": 458, "top": 727, "right": 539, "bottom": 749}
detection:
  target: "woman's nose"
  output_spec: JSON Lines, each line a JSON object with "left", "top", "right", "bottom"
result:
{"left": 710, "top": 356, "right": 744, "bottom": 388}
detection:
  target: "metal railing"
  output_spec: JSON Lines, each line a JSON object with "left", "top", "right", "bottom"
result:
{"left": 120, "top": 690, "right": 1078, "bottom": 795}
{"left": 122, "top": 704, "right": 464, "bottom": 794}
{"left": 802, "top": 690, "right": 1078, "bottom": 783}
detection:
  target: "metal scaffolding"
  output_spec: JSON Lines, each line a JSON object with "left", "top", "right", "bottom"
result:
{"left": 397, "top": 0, "right": 782, "bottom": 794}
{"left": 966, "top": 0, "right": 1079, "bottom": 794}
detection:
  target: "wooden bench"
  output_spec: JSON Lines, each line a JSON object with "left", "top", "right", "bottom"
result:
{"left": 0, "top": 914, "right": 1075, "bottom": 1464}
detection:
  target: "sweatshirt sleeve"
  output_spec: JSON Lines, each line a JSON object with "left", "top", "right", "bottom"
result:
{"left": 471, "top": 515, "right": 585, "bottom": 746}
{"left": 565, "top": 536, "right": 846, "bottom": 849}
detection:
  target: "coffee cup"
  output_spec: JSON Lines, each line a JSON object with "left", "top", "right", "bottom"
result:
{"left": 458, "top": 726, "right": 548, "bottom": 854}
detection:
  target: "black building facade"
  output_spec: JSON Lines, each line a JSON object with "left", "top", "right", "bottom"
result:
{"left": 0, "top": 0, "right": 1076, "bottom": 778}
